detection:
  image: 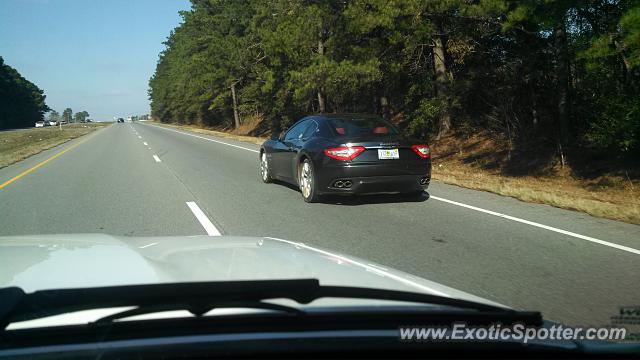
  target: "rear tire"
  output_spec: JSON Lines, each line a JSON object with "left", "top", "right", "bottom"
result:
{"left": 299, "top": 159, "right": 320, "bottom": 203}
{"left": 260, "top": 152, "right": 272, "bottom": 183}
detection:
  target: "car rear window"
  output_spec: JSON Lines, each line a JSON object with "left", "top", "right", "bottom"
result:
{"left": 326, "top": 117, "right": 399, "bottom": 137}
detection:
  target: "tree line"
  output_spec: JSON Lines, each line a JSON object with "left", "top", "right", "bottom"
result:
{"left": 47, "top": 109, "right": 91, "bottom": 124}
{"left": 148, "top": 0, "right": 640, "bottom": 157}
{"left": 0, "top": 56, "right": 49, "bottom": 130}
{"left": 0, "top": 57, "right": 92, "bottom": 129}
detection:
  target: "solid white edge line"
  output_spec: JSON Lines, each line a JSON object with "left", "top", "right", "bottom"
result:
{"left": 152, "top": 155, "right": 161, "bottom": 163}
{"left": 264, "top": 237, "right": 450, "bottom": 297}
{"left": 430, "top": 196, "right": 640, "bottom": 255}
{"left": 143, "top": 123, "right": 638, "bottom": 256}
{"left": 138, "top": 242, "right": 158, "bottom": 249}
{"left": 146, "top": 123, "right": 259, "bottom": 153}
{"left": 186, "top": 201, "right": 221, "bottom": 236}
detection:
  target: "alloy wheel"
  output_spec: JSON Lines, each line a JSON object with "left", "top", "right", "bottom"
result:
{"left": 260, "top": 152, "right": 272, "bottom": 183}
{"left": 300, "top": 161, "right": 312, "bottom": 198}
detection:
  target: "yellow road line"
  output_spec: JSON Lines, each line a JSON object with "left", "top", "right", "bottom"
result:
{"left": 0, "top": 132, "right": 98, "bottom": 190}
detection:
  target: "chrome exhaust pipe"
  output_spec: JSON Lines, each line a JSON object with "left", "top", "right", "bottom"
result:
{"left": 419, "top": 177, "right": 428, "bottom": 185}
{"left": 343, "top": 180, "right": 352, "bottom": 188}
{"left": 334, "top": 180, "right": 344, "bottom": 188}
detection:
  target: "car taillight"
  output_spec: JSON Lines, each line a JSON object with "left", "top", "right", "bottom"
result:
{"left": 411, "top": 144, "right": 430, "bottom": 158}
{"left": 324, "top": 146, "right": 365, "bottom": 161}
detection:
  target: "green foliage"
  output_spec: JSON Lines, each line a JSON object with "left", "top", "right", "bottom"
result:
{"left": 408, "top": 98, "right": 447, "bottom": 135}
{"left": 586, "top": 97, "right": 640, "bottom": 152}
{"left": 62, "top": 108, "right": 73, "bottom": 123}
{"left": 74, "top": 111, "right": 90, "bottom": 123}
{"left": 0, "top": 57, "right": 49, "bottom": 130}
{"left": 580, "top": 5, "right": 640, "bottom": 70}
{"left": 48, "top": 110, "right": 60, "bottom": 122}
{"left": 620, "top": 6, "right": 640, "bottom": 69}
{"left": 148, "top": 0, "right": 640, "bottom": 154}
{"left": 289, "top": 59, "right": 382, "bottom": 111}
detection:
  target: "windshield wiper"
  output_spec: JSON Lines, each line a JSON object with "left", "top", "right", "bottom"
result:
{"left": 0, "top": 279, "right": 541, "bottom": 329}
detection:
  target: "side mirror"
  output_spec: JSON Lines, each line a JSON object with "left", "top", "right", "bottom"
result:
{"left": 271, "top": 132, "right": 280, "bottom": 141}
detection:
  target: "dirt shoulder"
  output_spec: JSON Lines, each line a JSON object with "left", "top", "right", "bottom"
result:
{"left": 431, "top": 132, "right": 639, "bottom": 225}
{"left": 150, "top": 121, "right": 639, "bottom": 224}
{"left": 0, "top": 123, "right": 110, "bottom": 169}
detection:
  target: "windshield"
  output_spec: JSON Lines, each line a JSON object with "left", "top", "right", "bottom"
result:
{"left": 0, "top": 0, "right": 638, "bottom": 348}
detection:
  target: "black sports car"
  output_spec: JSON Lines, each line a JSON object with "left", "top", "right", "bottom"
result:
{"left": 259, "top": 114, "right": 431, "bottom": 202}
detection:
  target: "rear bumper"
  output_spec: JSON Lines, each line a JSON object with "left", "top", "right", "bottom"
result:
{"left": 321, "top": 174, "right": 430, "bottom": 195}
{"left": 316, "top": 160, "right": 431, "bottom": 195}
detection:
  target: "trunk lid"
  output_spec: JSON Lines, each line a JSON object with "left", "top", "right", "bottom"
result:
{"left": 333, "top": 135, "right": 422, "bottom": 164}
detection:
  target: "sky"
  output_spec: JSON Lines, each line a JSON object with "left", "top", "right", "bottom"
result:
{"left": 0, "top": 0, "right": 191, "bottom": 121}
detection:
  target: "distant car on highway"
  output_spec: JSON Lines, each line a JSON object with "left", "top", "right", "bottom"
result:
{"left": 35, "top": 121, "right": 45, "bottom": 128}
{"left": 260, "top": 114, "right": 431, "bottom": 202}
{"left": 117, "top": 118, "right": 125, "bottom": 123}
{"left": 49, "top": 120, "right": 57, "bottom": 126}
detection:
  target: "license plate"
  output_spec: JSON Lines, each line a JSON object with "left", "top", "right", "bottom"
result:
{"left": 378, "top": 148, "right": 399, "bottom": 159}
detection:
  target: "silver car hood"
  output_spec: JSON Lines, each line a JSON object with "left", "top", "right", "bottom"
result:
{"left": 0, "top": 234, "right": 502, "bottom": 307}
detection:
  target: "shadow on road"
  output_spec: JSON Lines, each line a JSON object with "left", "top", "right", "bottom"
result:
{"left": 270, "top": 180, "right": 430, "bottom": 205}
{"left": 323, "top": 191, "right": 430, "bottom": 206}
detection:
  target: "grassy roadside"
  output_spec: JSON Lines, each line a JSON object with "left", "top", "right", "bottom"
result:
{"left": 150, "top": 121, "right": 639, "bottom": 224}
{"left": 431, "top": 164, "right": 639, "bottom": 224}
{"left": 0, "top": 123, "right": 110, "bottom": 169}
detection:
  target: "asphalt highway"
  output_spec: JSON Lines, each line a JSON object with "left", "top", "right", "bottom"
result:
{"left": 1, "top": 122, "right": 638, "bottom": 327}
